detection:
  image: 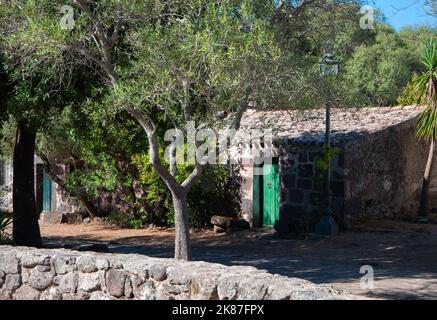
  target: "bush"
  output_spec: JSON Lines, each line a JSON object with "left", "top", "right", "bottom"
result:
{"left": 397, "top": 73, "right": 425, "bottom": 106}
{"left": 0, "top": 211, "right": 13, "bottom": 245}
{"left": 127, "top": 152, "right": 242, "bottom": 229}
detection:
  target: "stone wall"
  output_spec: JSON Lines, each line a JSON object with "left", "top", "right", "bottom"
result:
{"left": 0, "top": 246, "right": 350, "bottom": 300}
{"left": 277, "top": 144, "right": 344, "bottom": 233}
{"left": 343, "top": 118, "right": 436, "bottom": 224}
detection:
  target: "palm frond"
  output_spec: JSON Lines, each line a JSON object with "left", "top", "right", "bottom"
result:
{"left": 418, "top": 107, "right": 437, "bottom": 139}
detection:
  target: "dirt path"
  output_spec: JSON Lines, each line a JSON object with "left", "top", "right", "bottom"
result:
{"left": 40, "top": 220, "right": 437, "bottom": 300}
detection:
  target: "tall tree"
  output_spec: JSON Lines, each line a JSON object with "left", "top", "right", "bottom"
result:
{"left": 0, "top": 0, "right": 96, "bottom": 245}
{"left": 65, "top": 0, "right": 302, "bottom": 260}
{"left": 416, "top": 37, "right": 437, "bottom": 222}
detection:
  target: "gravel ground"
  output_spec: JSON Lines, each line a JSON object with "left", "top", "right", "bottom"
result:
{"left": 39, "top": 220, "right": 437, "bottom": 300}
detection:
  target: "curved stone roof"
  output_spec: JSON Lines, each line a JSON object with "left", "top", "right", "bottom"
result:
{"left": 239, "top": 106, "right": 423, "bottom": 145}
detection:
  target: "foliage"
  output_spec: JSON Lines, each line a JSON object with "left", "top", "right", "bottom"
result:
{"left": 0, "top": 211, "right": 13, "bottom": 245}
{"left": 314, "top": 145, "right": 341, "bottom": 174}
{"left": 397, "top": 73, "right": 426, "bottom": 106}
{"left": 342, "top": 24, "right": 412, "bottom": 106}
{"left": 132, "top": 151, "right": 241, "bottom": 228}
{"left": 416, "top": 38, "right": 437, "bottom": 141}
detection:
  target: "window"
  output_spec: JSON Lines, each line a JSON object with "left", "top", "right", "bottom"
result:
{"left": 0, "top": 160, "right": 5, "bottom": 186}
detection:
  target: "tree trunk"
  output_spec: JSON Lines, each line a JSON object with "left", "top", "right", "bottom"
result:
{"left": 418, "top": 137, "right": 436, "bottom": 220}
{"left": 76, "top": 193, "right": 98, "bottom": 219}
{"left": 172, "top": 190, "right": 192, "bottom": 261}
{"left": 12, "top": 122, "right": 42, "bottom": 247}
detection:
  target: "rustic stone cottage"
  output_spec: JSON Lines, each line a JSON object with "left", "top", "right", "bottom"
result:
{"left": 237, "top": 106, "right": 431, "bottom": 234}
{"left": 0, "top": 156, "right": 79, "bottom": 215}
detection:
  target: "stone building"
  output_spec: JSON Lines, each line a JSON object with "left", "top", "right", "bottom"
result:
{"left": 0, "top": 157, "right": 79, "bottom": 214}
{"left": 238, "top": 106, "right": 430, "bottom": 234}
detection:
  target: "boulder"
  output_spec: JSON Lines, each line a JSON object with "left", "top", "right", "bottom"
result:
{"left": 211, "top": 216, "right": 250, "bottom": 233}
{"left": 42, "top": 212, "right": 65, "bottom": 224}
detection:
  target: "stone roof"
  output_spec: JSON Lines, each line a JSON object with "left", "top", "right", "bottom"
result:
{"left": 239, "top": 106, "right": 423, "bottom": 145}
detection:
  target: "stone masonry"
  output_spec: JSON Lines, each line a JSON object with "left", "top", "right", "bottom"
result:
{"left": 0, "top": 246, "right": 352, "bottom": 300}
{"left": 277, "top": 144, "right": 344, "bottom": 232}
{"left": 239, "top": 106, "right": 433, "bottom": 230}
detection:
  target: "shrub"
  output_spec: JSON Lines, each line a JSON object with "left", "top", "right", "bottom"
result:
{"left": 129, "top": 152, "right": 242, "bottom": 229}
{"left": 397, "top": 73, "right": 426, "bottom": 106}
{"left": 0, "top": 211, "right": 13, "bottom": 245}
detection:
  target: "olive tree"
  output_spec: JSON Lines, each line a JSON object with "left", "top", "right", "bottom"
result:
{"left": 59, "top": 0, "right": 299, "bottom": 260}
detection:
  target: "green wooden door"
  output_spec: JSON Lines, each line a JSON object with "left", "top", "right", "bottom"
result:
{"left": 262, "top": 163, "right": 279, "bottom": 227}
{"left": 42, "top": 170, "right": 52, "bottom": 212}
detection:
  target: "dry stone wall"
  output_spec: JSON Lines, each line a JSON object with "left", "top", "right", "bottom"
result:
{"left": 0, "top": 246, "right": 351, "bottom": 300}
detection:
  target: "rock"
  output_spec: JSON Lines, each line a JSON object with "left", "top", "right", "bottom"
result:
{"left": 217, "top": 275, "right": 239, "bottom": 300}
{"left": 62, "top": 293, "right": 81, "bottom": 300}
{"left": 96, "top": 258, "right": 109, "bottom": 270}
{"left": 166, "top": 266, "right": 193, "bottom": 286}
{"left": 59, "top": 272, "right": 78, "bottom": 293}
{"left": 28, "top": 269, "right": 54, "bottom": 290}
{"left": 76, "top": 290, "right": 91, "bottom": 300}
{"left": 105, "top": 269, "right": 127, "bottom": 298}
{"left": 131, "top": 275, "right": 146, "bottom": 297}
{"left": 124, "top": 277, "right": 133, "bottom": 298}
{"left": 89, "top": 291, "right": 114, "bottom": 300}
{"left": 210, "top": 215, "right": 234, "bottom": 228}
{"left": 21, "top": 268, "right": 30, "bottom": 283}
{"left": 213, "top": 226, "right": 225, "bottom": 233}
{"left": 76, "top": 256, "right": 98, "bottom": 273}
{"left": 160, "top": 283, "right": 181, "bottom": 295}
{"left": 122, "top": 259, "right": 149, "bottom": 277}
{"left": 4, "top": 274, "right": 21, "bottom": 291}
{"left": 136, "top": 281, "right": 156, "bottom": 300}
{"left": 149, "top": 264, "right": 168, "bottom": 281}
{"left": 190, "top": 272, "right": 221, "bottom": 300}
{"left": 53, "top": 255, "right": 76, "bottom": 275}
{"left": 36, "top": 265, "right": 51, "bottom": 272}
{"left": 290, "top": 286, "right": 339, "bottom": 300}
{"left": 42, "top": 211, "right": 65, "bottom": 224}
{"left": 237, "top": 278, "right": 269, "bottom": 300}
{"left": 0, "top": 270, "right": 5, "bottom": 287}
{"left": 40, "top": 287, "right": 63, "bottom": 300}
{"left": 78, "top": 273, "right": 100, "bottom": 292}
{"left": 21, "top": 253, "right": 51, "bottom": 268}
{"left": 83, "top": 217, "right": 91, "bottom": 224}
{"left": 12, "top": 285, "right": 40, "bottom": 300}
{"left": 0, "top": 288, "right": 11, "bottom": 300}
{"left": 210, "top": 216, "right": 250, "bottom": 233}
{"left": 155, "top": 287, "right": 174, "bottom": 300}
{"left": 0, "top": 252, "right": 19, "bottom": 274}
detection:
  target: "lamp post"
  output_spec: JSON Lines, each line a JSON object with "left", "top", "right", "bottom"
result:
{"left": 315, "top": 52, "right": 339, "bottom": 236}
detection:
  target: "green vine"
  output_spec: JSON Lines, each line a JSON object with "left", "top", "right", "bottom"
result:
{"left": 315, "top": 145, "right": 340, "bottom": 177}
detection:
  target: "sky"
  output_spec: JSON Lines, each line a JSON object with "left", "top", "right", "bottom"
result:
{"left": 372, "top": 0, "right": 436, "bottom": 29}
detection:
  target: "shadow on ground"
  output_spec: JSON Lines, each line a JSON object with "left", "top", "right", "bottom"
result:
{"left": 42, "top": 220, "right": 437, "bottom": 300}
